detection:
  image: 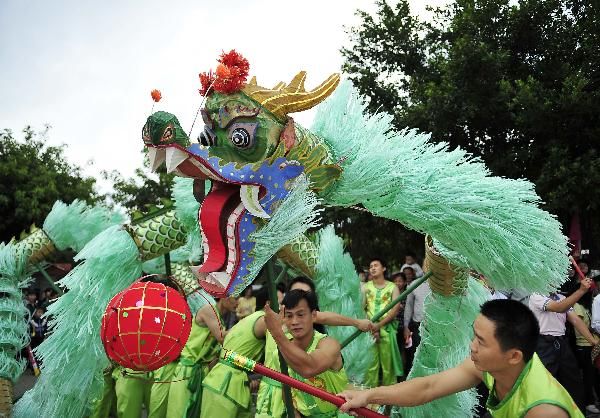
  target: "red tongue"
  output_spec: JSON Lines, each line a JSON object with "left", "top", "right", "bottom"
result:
{"left": 199, "top": 185, "right": 239, "bottom": 273}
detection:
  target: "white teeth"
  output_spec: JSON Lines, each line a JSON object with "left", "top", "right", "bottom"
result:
{"left": 147, "top": 147, "right": 166, "bottom": 172}
{"left": 240, "top": 185, "right": 270, "bottom": 219}
{"left": 165, "top": 147, "right": 189, "bottom": 173}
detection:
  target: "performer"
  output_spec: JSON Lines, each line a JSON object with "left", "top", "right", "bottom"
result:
{"left": 264, "top": 289, "right": 350, "bottom": 418}
{"left": 256, "top": 277, "right": 372, "bottom": 418}
{"left": 200, "top": 309, "right": 267, "bottom": 418}
{"left": 148, "top": 296, "right": 237, "bottom": 418}
{"left": 339, "top": 299, "right": 584, "bottom": 418}
{"left": 363, "top": 258, "right": 403, "bottom": 387}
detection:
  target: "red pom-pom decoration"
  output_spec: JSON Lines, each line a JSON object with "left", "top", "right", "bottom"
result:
{"left": 101, "top": 280, "right": 192, "bottom": 371}
{"left": 199, "top": 70, "right": 216, "bottom": 96}
{"left": 150, "top": 89, "right": 162, "bottom": 102}
{"left": 199, "top": 49, "right": 249, "bottom": 96}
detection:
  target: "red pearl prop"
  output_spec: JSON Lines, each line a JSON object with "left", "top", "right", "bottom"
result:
{"left": 101, "top": 281, "right": 191, "bottom": 371}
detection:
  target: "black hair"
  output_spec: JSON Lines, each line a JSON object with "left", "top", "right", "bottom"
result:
{"left": 140, "top": 275, "right": 184, "bottom": 294}
{"left": 391, "top": 272, "right": 406, "bottom": 281}
{"left": 276, "top": 282, "right": 286, "bottom": 294}
{"left": 480, "top": 299, "right": 539, "bottom": 362}
{"left": 369, "top": 258, "right": 387, "bottom": 268}
{"left": 402, "top": 266, "right": 415, "bottom": 273}
{"left": 281, "top": 289, "right": 319, "bottom": 312}
{"left": 288, "top": 276, "right": 316, "bottom": 293}
{"left": 405, "top": 252, "right": 416, "bottom": 259}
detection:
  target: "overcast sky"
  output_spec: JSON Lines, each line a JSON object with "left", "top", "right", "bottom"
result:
{"left": 0, "top": 0, "right": 446, "bottom": 194}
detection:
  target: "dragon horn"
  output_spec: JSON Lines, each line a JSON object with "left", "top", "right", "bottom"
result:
{"left": 243, "top": 72, "right": 340, "bottom": 118}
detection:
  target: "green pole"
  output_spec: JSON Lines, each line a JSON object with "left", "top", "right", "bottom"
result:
{"left": 266, "top": 259, "right": 295, "bottom": 418}
{"left": 340, "top": 272, "right": 431, "bottom": 348}
{"left": 164, "top": 252, "right": 172, "bottom": 276}
{"left": 35, "top": 263, "right": 63, "bottom": 295}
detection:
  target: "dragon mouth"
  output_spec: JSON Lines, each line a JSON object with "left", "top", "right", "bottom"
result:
{"left": 147, "top": 145, "right": 273, "bottom": 297}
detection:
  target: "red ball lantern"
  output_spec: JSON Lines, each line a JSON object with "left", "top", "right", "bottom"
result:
{"left": 101, "top": 280, "right": 192, "bottom": 371}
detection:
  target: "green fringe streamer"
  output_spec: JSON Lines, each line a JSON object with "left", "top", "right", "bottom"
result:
{"left": 0, "top": 243, "right": 31, "bottom": 383}
{"left": 314, "top": 225, "right": 373, "bottom": 384}
{"left": 171, "top": 177, "right": 209, "bottom": 264}
{"left": 393, "top": 278, "right": 490, "bottom": 418}
{"left": 43, "top": 200, "right": 124, "bottom": 253}
{"left": 312, "top": 82, "right": 569, "bottom": 293}
{"left": 13, "top": 226, "right": 142, "bottom": 418}
{"left": 243, "top": 175, "right": 321, "bottom": 296}
{"left": 186, "top": 289, "right": 215, "bottom": 314}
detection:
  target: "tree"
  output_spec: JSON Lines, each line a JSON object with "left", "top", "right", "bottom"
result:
{"left": 0, "top": 126, "right": 99, "bottom": 242}
{"left": 102, "top": 166, "right": 174, "bottom": 216}
{"left": 343, "top": 0, "right": 600, "bottom": 262}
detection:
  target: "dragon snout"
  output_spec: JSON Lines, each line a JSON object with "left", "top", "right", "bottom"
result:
{"left": 198, "top": 125, "right": 217, "bottom": 146}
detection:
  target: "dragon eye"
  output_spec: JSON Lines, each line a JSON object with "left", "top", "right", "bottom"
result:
{"left": 142, "top": 124, "right": 150, "bottom": 142}
{"left": 231, "top": 128, "right": 251, "bottom": 147}
{"left": 161, "top": 126, "right": 174, "bottom": 142}
{"left": 228, "top": 122, "right": 257, "bottom": 149}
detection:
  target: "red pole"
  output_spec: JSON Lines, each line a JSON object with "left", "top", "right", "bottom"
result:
{"left": 570, "top": 256, "right": 596, "bottom": 290}
{"left": 222, "top": 349, "right": 386, "bottom": 418}
{"left": 26, "top": 345, "right": 40, "bottom": 377}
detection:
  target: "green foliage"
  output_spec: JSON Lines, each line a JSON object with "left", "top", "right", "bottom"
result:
{"left": 102, "top": 164, "right": 174, "bottom": 216}
{"left": 0, "top": 127, "right": 99, "bottom": 242}
{"left": 320, "top": 206, "right": 423, "bottom": 272}
{"left": 343, "top": 0, "right": 600, "bottom": 260}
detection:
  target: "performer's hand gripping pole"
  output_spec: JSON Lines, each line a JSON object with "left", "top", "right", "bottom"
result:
{"left": 221, "top": 349, "right": 387, "bottom": 418}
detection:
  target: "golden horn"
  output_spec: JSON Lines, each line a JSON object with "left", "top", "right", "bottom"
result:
{"left": 243, "top": 72, "right": 340, "bottom": 118}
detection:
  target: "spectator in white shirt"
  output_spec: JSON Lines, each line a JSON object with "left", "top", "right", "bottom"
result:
{"left": 529, "top": 278, "right": 597, "bottom": 412}
{"left": 400, "top": 253, "right": 424, "bottom": 278}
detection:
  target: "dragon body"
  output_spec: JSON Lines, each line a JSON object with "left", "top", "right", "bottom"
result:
{"left": 11, "top": 51, "right": 569, "bottom": 418}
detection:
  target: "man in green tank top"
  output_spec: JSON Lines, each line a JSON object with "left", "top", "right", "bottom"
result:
{"left": 338, "top": 299, "right": 584, "bottom": 418}
{"left": 264, "top": 289, "right": 350, "bottom": 418}
{"left": 147, "top": 295, "right": 237, "bottom": 418}
{"left": 255, "top": 276, "right": 373, "bottom": 418}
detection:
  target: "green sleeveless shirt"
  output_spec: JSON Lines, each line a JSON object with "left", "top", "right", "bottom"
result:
{"left": 483, "top": 353, "right": 583, "bottom": 418}
{"left": 288, "top": 331, "right": 349, "bottom": 418}
{"left": 364, "top": 280, "right": 396, "bottom": 320}
{"left": 202, "top": 310, "right": 266, "bottom": 409}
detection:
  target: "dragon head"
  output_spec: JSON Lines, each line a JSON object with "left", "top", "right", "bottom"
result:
{"left": 142, "top": 51, "right": 339, "bottom": 297}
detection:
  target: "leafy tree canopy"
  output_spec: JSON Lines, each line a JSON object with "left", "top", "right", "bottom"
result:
{"left": 342, "top": 0, "right": 600, "bottom": 262}
{"left": 0, "top": 126, "right": 99, "bottom": 241}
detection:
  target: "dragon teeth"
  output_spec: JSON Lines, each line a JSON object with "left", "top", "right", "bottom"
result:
{"left": 147, "top": 147, "right": 166, "bottom": 172}
{"left": 165, "top": 147, "right": 189, "bottom": 173}
{"left": 239, "top": 185, "right": 270, "bottom": 219}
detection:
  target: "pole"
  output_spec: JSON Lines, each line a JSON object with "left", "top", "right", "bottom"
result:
{"left": 341, "top": 272, "right": 431, "bottom": 348}
{"left": 35, "top": 263, "right": 63, "bottom": 295}
{"left": 221, "top": 349, "right": 387, "bottom": 418}
{"left": 266, "top": 259, "right": 295, "bottom": 418}
{"left": 164, "top": 252, "right": 172, "bottom": 277}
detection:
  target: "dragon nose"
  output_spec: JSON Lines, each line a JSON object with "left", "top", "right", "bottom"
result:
{"left": 198, "top": 125, "right": 217, "bottom": 146}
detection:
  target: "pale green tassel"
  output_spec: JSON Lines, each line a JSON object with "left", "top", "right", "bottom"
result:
{"left": 171, "top": 178, "right": 207, "bottom": 264}
{"left": 186, "top": 289, "right": 215, "bottom": 314}
{"left": 314, "top": 225, "right": 373, "bottom": 383}
{"left": 312, "top": 82, "right": 569, "bottom": 293}
{"left": 13, "top": 226, "right": 142, "bottom": 418}
{"left": 244, "top": 175, "right": 321, "bottom": 295}
{"left": 394, "top": 278, "right": 490, "bottom": 418}
{"left": 0, "top": 243, "right": 31, "bottom": 383}
{"left": 43, "top": 200, "right": 124, "bottom": 252}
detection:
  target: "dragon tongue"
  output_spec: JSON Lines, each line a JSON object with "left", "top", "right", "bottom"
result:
{"left": 239, "top": 185, "right": 270, "bottom": 219}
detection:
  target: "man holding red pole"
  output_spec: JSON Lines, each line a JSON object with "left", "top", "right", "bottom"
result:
{"left": 264, "top": 289, "right": 351, "bottom": 418}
